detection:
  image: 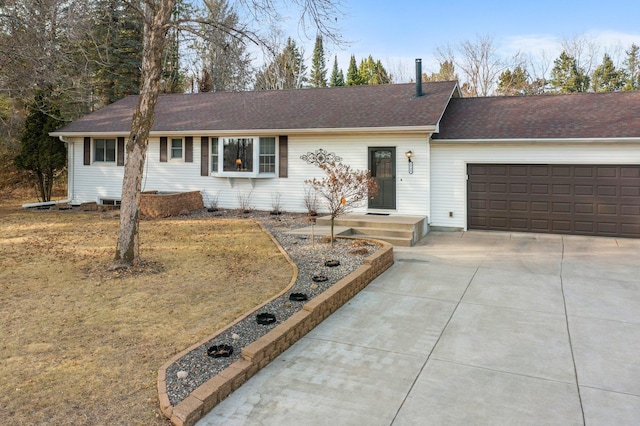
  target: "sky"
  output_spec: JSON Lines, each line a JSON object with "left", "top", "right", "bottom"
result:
{"left": 276, "top": 0, "right": 640, "bottom": 81}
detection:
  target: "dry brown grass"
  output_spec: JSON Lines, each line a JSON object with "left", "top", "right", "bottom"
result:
{"left": 0, "top": 197, "right": 293, "bottom": 425}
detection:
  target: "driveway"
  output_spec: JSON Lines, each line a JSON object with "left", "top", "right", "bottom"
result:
{"left": 197, "top": 231, "right": 640, "bottom": 425}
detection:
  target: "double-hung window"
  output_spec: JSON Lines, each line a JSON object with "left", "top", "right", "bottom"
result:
{"left": 171, "top": 138, "right": 183, "bottom": 160}
{"left": 94, "top": 138, "right": 116, "bottom": 163}
{"left": 259, "top": 137, "right": 276, "bottom": 173}
{"left": 211, "top": 138, "right": 219, "bottom": 172}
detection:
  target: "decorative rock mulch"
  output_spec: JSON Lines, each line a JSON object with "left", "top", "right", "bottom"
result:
{"left": 163, "top": 209, "right": 382, "bottom": 407}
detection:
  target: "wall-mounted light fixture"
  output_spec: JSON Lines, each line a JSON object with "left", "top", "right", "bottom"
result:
{"left": 405, "top": 150, "right": 414, "bottom": 174}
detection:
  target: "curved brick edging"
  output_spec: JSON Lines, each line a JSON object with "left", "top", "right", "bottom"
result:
{"left": 157, "top": 233, "right": 394, "bottom": 426}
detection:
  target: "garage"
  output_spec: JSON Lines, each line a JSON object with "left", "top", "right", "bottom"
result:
{"left": 467, "top": 164, "right": 640, "bottom": 238}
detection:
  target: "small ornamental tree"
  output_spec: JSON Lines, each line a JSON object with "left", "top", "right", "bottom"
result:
{"left": 305, "top": 161, "right": 379, "bottom": 246}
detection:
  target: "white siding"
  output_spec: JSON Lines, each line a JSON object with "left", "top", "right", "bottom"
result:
{"left": 71, "top": 133, "right": 431, "bottom": 216}
{"left": 69, "top": 137, "right": 125, "bottom": 203}
{"left": 431, "top": 142, "right": 640, "bottom": 229}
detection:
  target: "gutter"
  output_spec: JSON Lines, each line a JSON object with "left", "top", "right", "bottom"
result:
{"left": 430, "top": 137, "right": 640, "bottom": 144}
{"left": 50, "top": 125, "right": 438, "bottom": 138}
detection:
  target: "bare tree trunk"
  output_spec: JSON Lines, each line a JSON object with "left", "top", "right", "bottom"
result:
{"left": 114, "top": 0, "right": 176, "bottom": 267}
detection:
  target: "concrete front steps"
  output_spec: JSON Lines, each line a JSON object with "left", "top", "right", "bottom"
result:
{"left": 315, "top": 214, "right": 428, "bottom": 246}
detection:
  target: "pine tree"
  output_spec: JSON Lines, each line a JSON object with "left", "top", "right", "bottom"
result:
{"left": 622, "top": 44, "right": 640, "bottom": 91}
{"left": 194, "top": 0, "right": 253, "bottom": 92}
{"left": 329, "top": 56, "right": 345, "bottom": 86}
{"left": 14, "top": 92, "right": 66, "bottom": 202}
{"left": 309, "top": 35, "right": 327, "bottom": 88}
{"left": 358, "top": 55, "right": 391, "bottom": 85}
{"left": 591, "top": 54, "right": 624, "bottom": 92}
{"left": 254, "top": 38, "right": 307, "bottom": 90}
{"left": 423, "top": 60, "right": 458, "bottom": 82}
{"left": 91, "top": 0, "right": 143, "bottom": 105}
{"left": 550, "top": 51, "right": 590, "bottom": 93}
{"left": 346, "top": 54, "right": 361, "bottom": 85}
{"left": 496, "top": 66, "right": 530, "bottom": 95}
{"left": 160, "top": 0, "right": 190, "bottom": 93}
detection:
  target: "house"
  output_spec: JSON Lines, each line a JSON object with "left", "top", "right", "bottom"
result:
{"left": 51, "top": 66, "right": 640, "bottom": 239}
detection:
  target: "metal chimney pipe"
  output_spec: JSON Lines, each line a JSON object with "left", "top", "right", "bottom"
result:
{"left": 415, "top": 58, "right": 423, "bottom": 97}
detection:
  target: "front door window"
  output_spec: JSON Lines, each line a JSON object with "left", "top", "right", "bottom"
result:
{"left": 369, "top": 147, "right": 396, "bottom": 209}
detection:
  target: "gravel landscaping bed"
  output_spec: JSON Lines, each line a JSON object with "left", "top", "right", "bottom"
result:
{"left": 164, "top": 209, "right": 381, "bottom": 407}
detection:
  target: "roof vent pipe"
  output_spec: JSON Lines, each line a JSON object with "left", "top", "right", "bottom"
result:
{"left": 415, "top": 58, "right": 423, "bottom": 97}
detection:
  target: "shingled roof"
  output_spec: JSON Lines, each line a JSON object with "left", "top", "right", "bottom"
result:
{"left": 432, "top": 90, "right": 640, "bottom": 140}
{"left": 53, "top": 81, "right": 459, "bottom": 135}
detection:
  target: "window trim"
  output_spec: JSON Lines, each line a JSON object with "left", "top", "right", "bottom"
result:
{"left": 259, "top": 137, "right": 276, "bottom": 174}
{"left": 210, "top": 136, "right": 278, "bottom": 178}
{"left": 170, "top": 138, "right": 183, "bottom": 160}
{"left": 93, "top": 138, "right": 117, "bottom": 164}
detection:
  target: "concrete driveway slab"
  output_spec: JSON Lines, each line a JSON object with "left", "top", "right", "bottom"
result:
{"left": 563, "top": 276, "right": 640, "bottom": 323}
{"left": 432, "top": 303, "right": 576, "bottom": 383}
{"left": 480, "top": 238, "right": 563, "bottom": 275}
{"left": 581, "top": 387, "right": 640, "bottom": 426}
{"left": 366, "top": 260, "right": 478, "bottom": 302}
{"left": 570, "top": 316, "right": 640, "bottom": 395}
{"left": 393, "top": 360, "right": 583, "bottom": 426}
{"left": 463, "top": 267, "right": 564, "bottom": 314}
{"left": 306, "top": 290, "right": 456, "bottom": 357}
{"left": 562, "top": 255, "right": 640, "bottom": 283}
{"left": 198, "top": 338, "right": 423, "bottom": 426}
{"left": 401, "top": 232, "right": 493, "bottom": 267}
{"left": 198, "top": 231, "right": 640, "bottom": 426}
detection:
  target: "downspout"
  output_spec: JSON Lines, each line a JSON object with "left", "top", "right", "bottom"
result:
{"left": 60, "top": 135, "right": 74, "bottom": 204}
{"left": 22, "top": 136, "right": 74, "bottom": 208}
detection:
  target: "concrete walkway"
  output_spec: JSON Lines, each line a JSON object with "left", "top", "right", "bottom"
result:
{"left": 197, "top": 231, "right": 640, "bottom": 425}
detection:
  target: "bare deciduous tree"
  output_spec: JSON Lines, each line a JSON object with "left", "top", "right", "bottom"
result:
{"left": 455, "top": 34, "right": 504, "bottom": 96}
{"left": 114, "top": 0, "right": 177, "bottom": 267}
{"left": 114, "top": 0, "right": 344, "bottom": 267}
{"left": 561, "top": 34, "right": 601, "bottom": 78}
{"left": 305, "top": 162, "right": 378, "bottom": 247}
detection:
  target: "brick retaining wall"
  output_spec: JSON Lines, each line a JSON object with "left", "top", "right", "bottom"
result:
{"left": 157, "top": 240, "right": 394, "bottom": 426}
{"left": 139, "top": 191, "right": 204, "bottom": 218}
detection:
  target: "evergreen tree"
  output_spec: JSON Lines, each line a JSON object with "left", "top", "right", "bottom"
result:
{"left": 346, "top": 54, "right": 361, "bottom": 85}
{"left": 91, "top": 0, "right": 143, "bottom": 105}
{"left": 550, "top": 51, "right": 589, "bottom": 93}
{"left": 622, "top": 44, "right": 640, "bottom": 91}
{"left": 591, "top": 53, "right": 624, "bottom": 92}
{"left": 309, "top": 35, "right": 327, "bottom": 87}
{"left": 14, "top": 92, "right": 66, "bottom": 202}
{"left": 194, "top": 0, "right": 253, "bottom": 92}
{"left": 496, "top": 66, "right": 530, "bottom": 95}
{"left": 160, "top": 0, "right": 190, "bottom": 93}
{"left": 254, "top": 37, "right": 307, "bottom": 90}
{"left": 329, "top": 55, "right": 345, "bottom": 86}
{"left": 423, "top": 60, "right": 458, "bottom": 82}
{"left": 358, "top": 55, "right": 391, "bottom": 85}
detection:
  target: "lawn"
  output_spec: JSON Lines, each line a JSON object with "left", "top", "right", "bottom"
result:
{"left": 0, "top": 198, "right": 294, "bottom": 425}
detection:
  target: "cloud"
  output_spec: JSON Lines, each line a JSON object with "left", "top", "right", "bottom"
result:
{"left": 501, "top": 34, "right": 562, "bottom": 58}
{"left": 500, "top": 30, "right": 640, "bottom": 60}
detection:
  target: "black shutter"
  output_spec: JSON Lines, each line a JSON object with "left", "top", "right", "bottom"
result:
{"left": 117, "top": 137, "right": 125, "bottom": 166}
{"left": 160, "top": 137, "right": 167, "bottom": 162}
{"left": 200, "top": 136, "right": 209, "bottom": 176}
{"left": 83, "top": 137, "right": 91, "bottom": 165}
{"left": 185, "top": 136, "right": 193, "bottom": 162}
{"left": 278, "top": 135, "right": 288, "bottom": 178}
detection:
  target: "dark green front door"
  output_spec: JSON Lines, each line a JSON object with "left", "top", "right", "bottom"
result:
{"left": 368, "top": 147, "right": 396, "bottom": 209}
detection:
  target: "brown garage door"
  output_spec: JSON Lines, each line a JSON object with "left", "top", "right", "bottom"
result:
{"left": 467, "top": 164, "right": 640, "bottom": 237}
